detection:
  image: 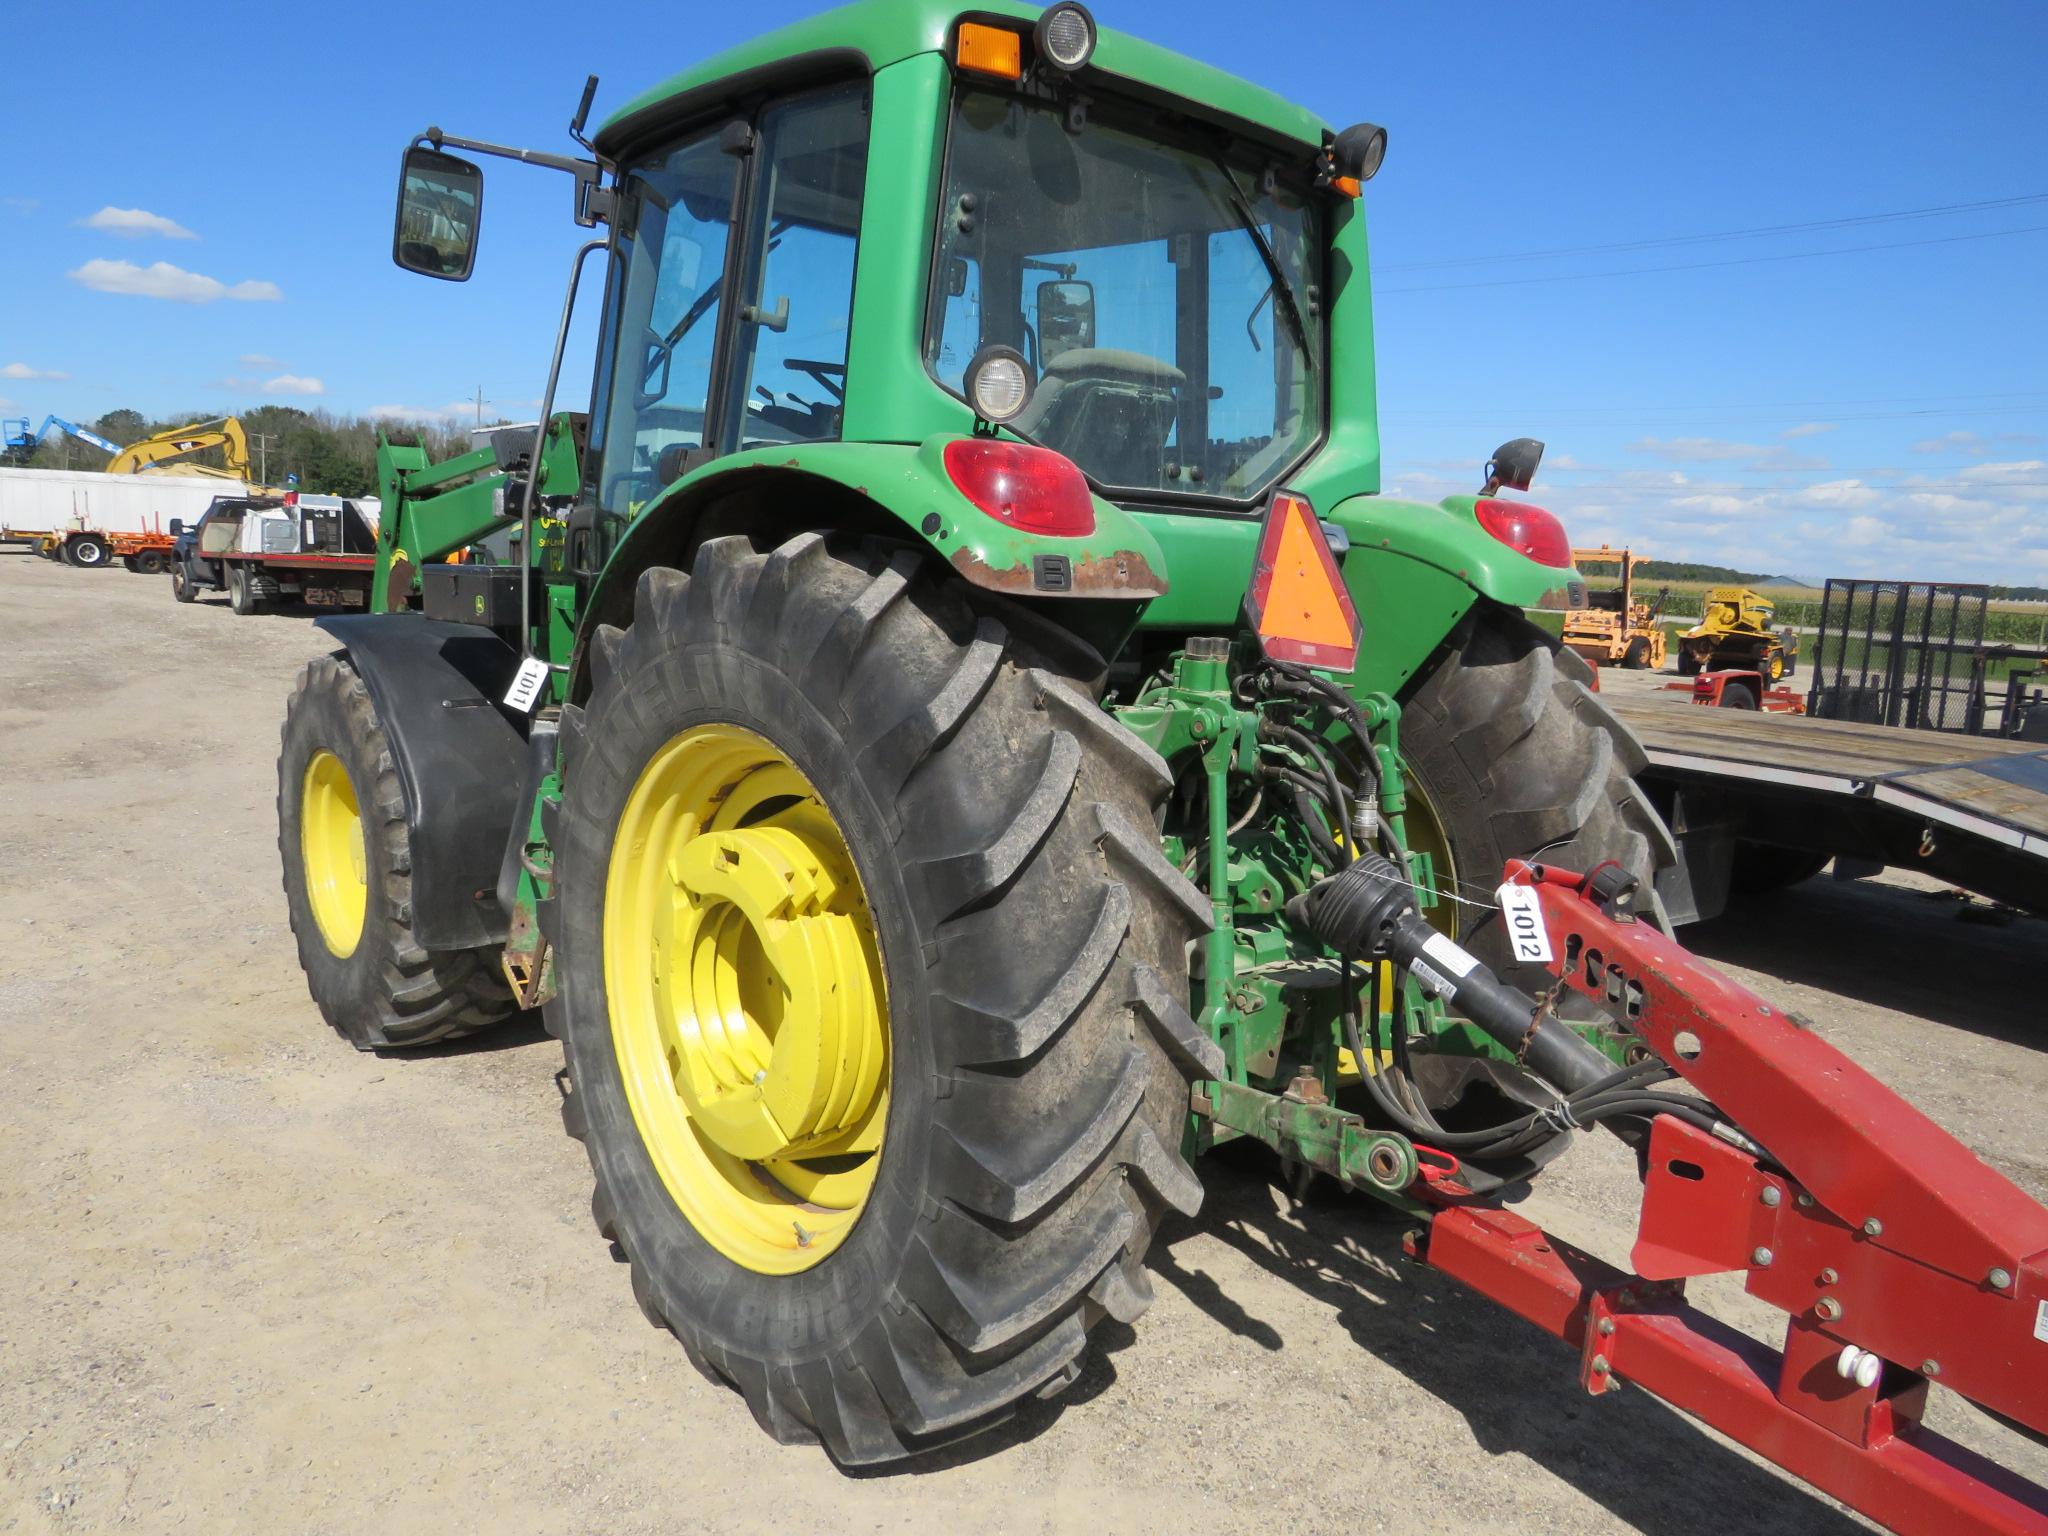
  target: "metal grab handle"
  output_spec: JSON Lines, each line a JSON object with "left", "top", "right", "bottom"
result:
{"left": 521, "top": 237, "right": 609, "bottom": 662}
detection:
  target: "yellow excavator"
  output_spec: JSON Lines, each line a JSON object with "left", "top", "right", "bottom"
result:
{"left": 106, "top": 417, "right": 261, "bottom": 482}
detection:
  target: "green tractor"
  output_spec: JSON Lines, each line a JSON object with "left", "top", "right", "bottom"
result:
{"left": 280, "top": 0, "right": 1675, "bottom": 1461}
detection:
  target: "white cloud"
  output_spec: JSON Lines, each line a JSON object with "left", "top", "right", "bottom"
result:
{"left": 3, "top": 197, "right": 39, "bottom": 215}
{"left": 1780, "top": 421, "right": 1836, "bottom": 439}
{"left": 1910, "top": 430, "right": 2044, "bottom": 457}
{"left": 263, "top": 374, "right": 325, "bottom": 396}
{"left": 1792, "top": 479, "right": 1883, "bottom": 509}
{"left": 1628, "top": 435, "right": 1758, "bottom": 463}
{"left": 0, "top": 362, "right": 70, "bottom": 381}
{"left": 68, "top": 258, "right": 280, "bottom": 304}
{"left": 78, "top": 206, "right": 197, "bottom": 240}
{"left": 1625, "top": 436, "right": 1826, "bottom": 472}
{"left": 239, "top": 353, "right": 281, "bottom": 367}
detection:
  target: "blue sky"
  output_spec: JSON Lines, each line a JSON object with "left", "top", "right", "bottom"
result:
{"left": 4, "top": 0, "right": 2044, "bottom": 583}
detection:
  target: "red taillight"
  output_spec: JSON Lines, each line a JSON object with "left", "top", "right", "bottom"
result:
{"left": 1474, "top": 497, "right": 1572, "bottom": 568}
{"left": 942, "top": 438, "right": 1096, "bottom": 537}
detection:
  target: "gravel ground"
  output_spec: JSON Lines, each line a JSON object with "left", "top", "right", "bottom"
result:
{"left": 3, "top": 551, "right": 2043, "bottom": 1534}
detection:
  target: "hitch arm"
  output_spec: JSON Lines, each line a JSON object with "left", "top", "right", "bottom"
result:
{"left": 1402, "top": 862, "right": 2048, "bottom": 1536}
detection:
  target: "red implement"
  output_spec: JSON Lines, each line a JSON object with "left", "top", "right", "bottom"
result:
{"left": 1407, "top": 861, "right": 2048, "bottom": 1535}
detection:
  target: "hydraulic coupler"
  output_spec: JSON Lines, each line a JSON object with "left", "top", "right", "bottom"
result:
{"left": 1288, "top": 851, "right": 1617, "bottom": 1096}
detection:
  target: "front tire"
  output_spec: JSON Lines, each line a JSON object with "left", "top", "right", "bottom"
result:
{"left": 1399, "top": 606, "right": 1676, "bottom": 996}
{"left": 171, "top": 563, "right": 196, "bottom": 603}
{"left": 543, "top": 534, "right": 1216, "bottom": 1465}
{"left": 277, "top": 654, "right": 519, "bottom": 1049}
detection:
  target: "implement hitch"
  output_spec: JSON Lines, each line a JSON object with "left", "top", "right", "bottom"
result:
{"left": 1394, "top": 862, "right": 2048, "bottom": 1536}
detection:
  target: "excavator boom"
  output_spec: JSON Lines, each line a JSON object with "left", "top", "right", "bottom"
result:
{"left": 106, "top": 416, "right": 258, "bottom": 482}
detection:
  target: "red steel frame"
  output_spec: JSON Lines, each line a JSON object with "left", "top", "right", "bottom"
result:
{"left": 1405, "top": 860, "right": 2048, "bottom": 1535}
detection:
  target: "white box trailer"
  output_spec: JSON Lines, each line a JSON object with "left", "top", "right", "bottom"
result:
{"left": 0, "top": 466, "right": 251, "bottom": 568}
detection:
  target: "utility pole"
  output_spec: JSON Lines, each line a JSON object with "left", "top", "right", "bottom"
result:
{"left": 250, "top": 432, "right": 277, "bottom": 486}
{"left": 474, "top": 386, "right": 489, "bottom": 428}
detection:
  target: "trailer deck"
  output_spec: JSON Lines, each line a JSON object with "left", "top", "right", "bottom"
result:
{"left": 1607, "top": 687, "right": 2048, "bottom": 915}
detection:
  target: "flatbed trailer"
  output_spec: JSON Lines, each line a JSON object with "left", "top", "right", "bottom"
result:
{"left": 1610, "top": 689, "right": 2048, "bottom": 917}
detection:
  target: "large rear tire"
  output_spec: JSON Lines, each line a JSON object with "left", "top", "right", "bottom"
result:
{"left": 277, "top": 654, "right": 520, "bottom": 1049}
{"left": 543, "top": 533, "right": 1216, "bottom": 1465}
{"left": 1399, "top": 605, "right": 1676, "bottom": 996}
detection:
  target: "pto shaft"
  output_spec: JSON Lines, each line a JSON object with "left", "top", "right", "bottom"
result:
{"left": 1289, "top": 852, "right": 1616, "bottom": 1096}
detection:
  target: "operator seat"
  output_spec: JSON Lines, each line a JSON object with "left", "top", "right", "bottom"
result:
{"left": 1018, "top": 348, "right": 1183, "bottom": 487}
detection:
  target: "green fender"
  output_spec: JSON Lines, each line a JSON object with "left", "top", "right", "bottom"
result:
{"left": 572, "top": 435, "right": 1169, "bottom": 695}
{"left": 1132, "top": 493, "right": 1586, "bottom": 698}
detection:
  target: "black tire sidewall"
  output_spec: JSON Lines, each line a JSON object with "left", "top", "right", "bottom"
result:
{"left": 279, "top": 668, "right": 401, "bottom": 1025}
{"left": 554, "top": 643, "right": 938, "bottom": 1368}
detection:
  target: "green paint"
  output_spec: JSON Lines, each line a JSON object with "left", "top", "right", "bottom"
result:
{"left": 374, "top": 4, "right": 1618, "bottom": 1200}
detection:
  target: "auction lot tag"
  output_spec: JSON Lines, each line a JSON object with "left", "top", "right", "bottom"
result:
{"left": 1497, "top": 882, "right": 1554, "bottom": 965}
{"left": 2036, "top": 1299, "right": 2048, "bottom": 1344}
{"left": 504, "top": 657, "right": 550, "bottom": 714}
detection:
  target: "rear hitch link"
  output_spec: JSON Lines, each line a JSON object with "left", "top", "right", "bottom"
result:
{"left": 1290, "top": 851, "right": 2048, "bottom": 1536}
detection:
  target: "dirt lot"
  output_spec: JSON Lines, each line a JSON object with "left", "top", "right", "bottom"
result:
{"left": 3, "top": 551, "right": 2043, "bottom": 1534}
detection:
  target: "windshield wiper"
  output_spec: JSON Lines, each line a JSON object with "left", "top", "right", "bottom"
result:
{"left": 1206, "top": 153, "right": 1310, "bottom": 361}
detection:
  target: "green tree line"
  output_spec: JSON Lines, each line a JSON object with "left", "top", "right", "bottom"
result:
{"left": 9, "top": 406, "right": 489, "bottom": 499}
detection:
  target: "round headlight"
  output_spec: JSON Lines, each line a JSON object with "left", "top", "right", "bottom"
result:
{"left": 1333, "top": 122, "right": 1389, "bottom": 183}
{"left": 964, "top": 345, "right": 1034, "bottom": 424}
{"left": 1035, "top": 3, "right": 1096, "bottom": 72}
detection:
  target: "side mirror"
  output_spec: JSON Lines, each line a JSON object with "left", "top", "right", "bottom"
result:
{"left": 1481, "top": 437, "right": 1544, "bottom": 495}
{"left": 1036, "top": 279, "right": 1095, "bottom": 360}
{"left": 393, "top": 145, "right": 483, "bottom": 281}
{"left": 168, "top": 518, "right": 184, "bottom": 536}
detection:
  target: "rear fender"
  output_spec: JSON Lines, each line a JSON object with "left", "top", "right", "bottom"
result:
{"left": 1132, "top": 492, "right": 1585, "bottom": 697}
{"left": 570, "top": 438, "right": 1168, "bottom": 701}
{"left": 313, "top": 615, "right": 526, "bottom": 951}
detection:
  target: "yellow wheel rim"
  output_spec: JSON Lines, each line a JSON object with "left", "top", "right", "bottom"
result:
{"left": 1400, "top": 772, "right": 1460, "bottom": 944}
{"left": 301, "top": 750, "right": 368, "bottom": 957}
{"left": 604, "top": 724, "right": 889, "bottom": 1275}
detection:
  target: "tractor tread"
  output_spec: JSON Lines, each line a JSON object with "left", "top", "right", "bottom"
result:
{"left": 546, "top": 533, "right": 1204, "bottom": 1465}
{"left": 1130, "top": 962, "right": 1227, "bottom": 1081}
{"left": 278, "top": 653, "right": 517, "bottom": 1051}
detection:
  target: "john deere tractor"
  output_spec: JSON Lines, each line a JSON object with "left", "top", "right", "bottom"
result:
{"left": 279, "top": 0, "right": 1677, "bottom": 1462}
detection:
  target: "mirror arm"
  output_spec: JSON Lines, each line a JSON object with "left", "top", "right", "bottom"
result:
{"left": 520, "top": 238, "right": 610, "bottom": 666}
{"left": 414, "top": 129, "right": 614, "bottom": 227}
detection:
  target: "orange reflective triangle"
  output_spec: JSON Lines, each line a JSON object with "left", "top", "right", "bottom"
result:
{"left": 1247, "top": 490, "right": 1360, "bottom": 672}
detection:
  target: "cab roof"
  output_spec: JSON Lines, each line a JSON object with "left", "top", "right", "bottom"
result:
{"left": 595, "top": 0, "right": 1331, "bottom": 160}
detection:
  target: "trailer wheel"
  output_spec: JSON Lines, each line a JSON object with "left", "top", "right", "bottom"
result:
{"left": 1399, "top": 605, "right": 1675, "bottom": 998}
{"left": 228, "top": 564, "right": 263, "bottom": 615}
{"left": 66, "top": 534, "right": 110, "bottom": 568}
{"left": 1730, "top": 842, "right": 1829, "bottom": 893}
{"left": 277, "top": 653, "right": 519, "bottom": 1050}
{"left": 121, "top": 555, "right": 140, "bottom": 573}
{"left": 544, "top": 534, "right": 1213, "bottom": 1465}
{"left": 171, "top": 563, "right": 196, "bottom": 603}
{"left": 135, "top": 549, "right": 167, "bottom": 576}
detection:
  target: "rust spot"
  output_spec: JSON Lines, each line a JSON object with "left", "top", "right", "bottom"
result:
{"left": 948, "top": 543, "right": 1167, "bottom": 599}
{"left": 1534, "top": 581, "right": 1588, "bottom": 611}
